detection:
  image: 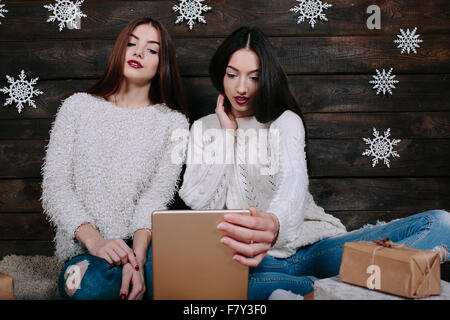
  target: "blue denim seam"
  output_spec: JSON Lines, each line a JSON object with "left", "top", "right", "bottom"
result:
{"left": 402, "top": 214, "right": 432, "bottom": 247}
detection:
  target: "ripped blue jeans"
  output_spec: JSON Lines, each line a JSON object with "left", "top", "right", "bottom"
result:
{"left": 248, "top": 209, "right": 450, "bottom": 299}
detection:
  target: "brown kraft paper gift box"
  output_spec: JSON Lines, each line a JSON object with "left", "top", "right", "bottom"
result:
{"left": 0, "top": 273, "right": 14, "bottom": 300}
{"left": 339, "top": 239, "right": 441, "bottom": 298}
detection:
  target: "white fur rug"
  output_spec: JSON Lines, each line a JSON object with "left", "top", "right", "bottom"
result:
{"left": 0, "top": 255, "right": 63, "bottom": 300}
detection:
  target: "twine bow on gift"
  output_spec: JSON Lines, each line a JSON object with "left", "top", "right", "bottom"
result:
{"left": 372, "top": 237, "right": 404, "bottom": 248}
{"left": 371, "top": 238, "right": 404, "bottom": 267}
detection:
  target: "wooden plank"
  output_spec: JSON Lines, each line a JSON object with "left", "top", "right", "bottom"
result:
{"left": 1, "top": 178, "right": 449, "bottom": 212}
{"left": 0, "top": 36, "right": 448, "bottom": 79}
{"left": 1, "top": 75, "right": 449, "bottom": 120}
{"left": 3, "top": 111, "right": 449, "bottom": 140}
{"left": 307, "top": 139, "right": 450, "bottom": 177}
{"left": 1, "top": 138, "right": 449, "bottom": 178}
{"left": 1, "top": 0, "right": 449, "bottom": 39}
{"left": 304, "top": 112, "right": 450, "bottom": 139}
{"left": 308, "top": 178, "right": 450, "bottom": 211}
{"left": 0, "top": 179, "right": 42, "bottom": 212}
{"left": 0, "top": 241, "right": 54, "bottom": 259}
{"left": 0, "top": 213, "right": 55, "bottom": 240}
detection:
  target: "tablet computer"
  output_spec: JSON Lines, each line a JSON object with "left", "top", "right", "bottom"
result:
{"left": 151, "top": 209, "right": 250, "bottom": 300}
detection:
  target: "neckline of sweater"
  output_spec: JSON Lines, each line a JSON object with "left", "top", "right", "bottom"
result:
{"left": 91, "top": 94, "right": 165, "bottom": 113}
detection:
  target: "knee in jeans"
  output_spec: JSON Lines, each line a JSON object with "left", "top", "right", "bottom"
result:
{"left": 432, "top": 245, "right": 449, "bottom": 263}
{"left": 64, "top": 260, "right": 89, "bottom": 297}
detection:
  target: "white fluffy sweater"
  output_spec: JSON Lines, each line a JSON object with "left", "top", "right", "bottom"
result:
{"left": 179, "top": 111, "right": 347, "bottom": 258}
{"left": 41, "top": 92, "right": 189, "bottom": 262}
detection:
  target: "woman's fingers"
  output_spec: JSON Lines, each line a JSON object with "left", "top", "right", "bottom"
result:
{"left": 107, "top": 249, "right": 122, "bottom": 266}
{"left": 220, "top": 235, "right": 271, "bottom": 258}
{"left": 127, "top": 274, "right": 145, "bottom": 300}
{"left": 100, "top": 253, "right": 113, "bottom": 265}
{"left": 233, "top": 252, "right": 267, "bottom": 267}
{"left": 120, "top": 266, "right": 132, "bottom": 300}
{"left": 218, "top": 221, "right": 274, "bottom": 243}
{"left": 215, "top": 94, "right": 225, "bottom": 113}
{"left": 223, "top": 212, "right": 271, "bottom": 231}
{"left": 115, "top": 239, "right": 139, "bottom": 270}
{"left": 112, "top": 246, "right": 128, "bottom": 265}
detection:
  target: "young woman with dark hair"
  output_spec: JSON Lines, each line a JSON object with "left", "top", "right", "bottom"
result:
{"left": 42, "top": 17, "right": 189, "bottom": 300}
{"left": 179, "top": 26, "right": 450, "bottom": 300}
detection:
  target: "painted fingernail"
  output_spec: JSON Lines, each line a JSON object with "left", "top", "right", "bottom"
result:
{"left": 120, "top": 293, "right": 126, "bottom": 300}
{"left": 217, "top": 223, "right": 223, "bottom": 229}
{"left": 135, "top": 265, "right": 140, "bottom": 271}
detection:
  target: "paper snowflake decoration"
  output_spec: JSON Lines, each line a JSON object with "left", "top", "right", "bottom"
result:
{"left": 362, "top": 128, "right": 401, "bottom": 168}
{"left": 0, "top": 70, "right": 43, "bottom": 113}
{"left": 172, "top": 0, "right": 211, "bottom": 30}
{"left": 0, "top": 0, "right": 8, "bottom": 24}
{"left": 393, "top": 27, "right": 423, "bottom": 54}
{"left": 290, "top": 0, "right": 332, "bottom": 28}
{"left": 43, "top": 0, "right": 87, "bottom": 31}
{"left": 369, "top": 68, "right": 399, "bottom": 95}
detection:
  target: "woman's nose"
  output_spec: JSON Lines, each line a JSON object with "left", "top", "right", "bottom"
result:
{"left": 133, "top": 48, "right": 144, "bottom": 59}
{"left": 237, "top": 79, "right": 247, "bottom": 95}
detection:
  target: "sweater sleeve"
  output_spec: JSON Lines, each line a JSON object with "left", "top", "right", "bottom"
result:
{"left": 40, "top": 94, "right": 95, "bottom": 239}
{"left": 267, "top": 111, "right": 308, "bottom": 250}
{"left": 131, "top": 113, "right": 190, "bottom": 232}
{"left": 178, "top": 119, "right": 233, "bottom": 210}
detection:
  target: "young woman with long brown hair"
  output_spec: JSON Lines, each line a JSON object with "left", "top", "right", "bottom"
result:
{"left": 41, "top": 17, "right": 189, "bottom": 300}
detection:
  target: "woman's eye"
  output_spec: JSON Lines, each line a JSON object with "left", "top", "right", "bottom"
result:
{"left": 127, "top": 42, "right": 136, "bottom": 47}
{"left": 148, "top": 49, "right": 158, "bottom": 54}
{"left": 250, "top": 76, "right": 259, "bottom": 81}
{"left": 226, "top": 73, "right": 236, "bottom": 78}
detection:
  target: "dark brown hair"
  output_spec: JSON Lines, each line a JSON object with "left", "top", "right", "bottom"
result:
{"left": 88, "top": 17, "right": 188, "bottom": 117}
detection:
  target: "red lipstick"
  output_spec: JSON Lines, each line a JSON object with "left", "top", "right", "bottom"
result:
{"left": 234, "top": 96, "right": 249, "bottom": 105}
{"left": 127, "top": 60, "right": 143, "bottom": 69}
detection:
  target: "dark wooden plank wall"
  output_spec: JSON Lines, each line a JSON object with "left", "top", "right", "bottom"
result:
{"left": 0, "top": 0, "right": 449, "bottom": 271}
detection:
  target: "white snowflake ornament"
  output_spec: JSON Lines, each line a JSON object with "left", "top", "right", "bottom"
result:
{"left": 172, "top": 0, "right": 212, "bottom": 30}
{"left": 369, "top": 68, "right": 399, "bottom": 95}
{"left": 0, "top": 0, "right": 8, "bottom": 24}
{"left": 290, "top": 0, "right": 332, "bottom": 28}
{"left": 44, "top": 0, "right": 87, "bottom": 31}
{"left": 0, "top": 70, "right": 43, "bottom": 114}
{"left": 394, "top": 27, "right": 423, "bottom": 54}
{"left": 362, "top": 128, "right": 401, "bottom": 168}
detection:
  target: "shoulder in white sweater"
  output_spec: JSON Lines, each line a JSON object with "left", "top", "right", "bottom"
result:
{"left": 41, "top": 92, "right": 189, "bottom": 261}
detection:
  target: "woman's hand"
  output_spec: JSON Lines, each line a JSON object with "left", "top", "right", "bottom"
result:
{"left": 215, "top": 94, "right": 237, "bottom": 130}
{"left": 76, "top": 223, "right": 139, "bottom": 269}
{"left": 120, "top": 262, "right": 146, "bottom": 300}
{"left": 218, "top": 206, "right": 280, "bottom": 267}
{"left": 88, "top": 238, "right": 139, "bottom": 270}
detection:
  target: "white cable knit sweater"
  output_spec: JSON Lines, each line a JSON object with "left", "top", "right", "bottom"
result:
{"left": 179, "top": 110, "right": 347, "bottom": 258}
{"left": 41, "top": 92, "right": 189, "bottom": 262}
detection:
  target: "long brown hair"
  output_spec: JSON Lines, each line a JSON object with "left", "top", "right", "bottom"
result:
{"left": 88, "top": 17, "right": 188, "bottom": 117}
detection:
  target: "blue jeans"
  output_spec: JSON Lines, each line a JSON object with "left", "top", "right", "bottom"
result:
{"left": 248, "top": 209, "right": 450, "bottom": 299}
{"left": 58, "top": 245, "right": 154, "bottom": 300}
{"left": 59, "top": 209, "right": 450, "bottom": 300}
